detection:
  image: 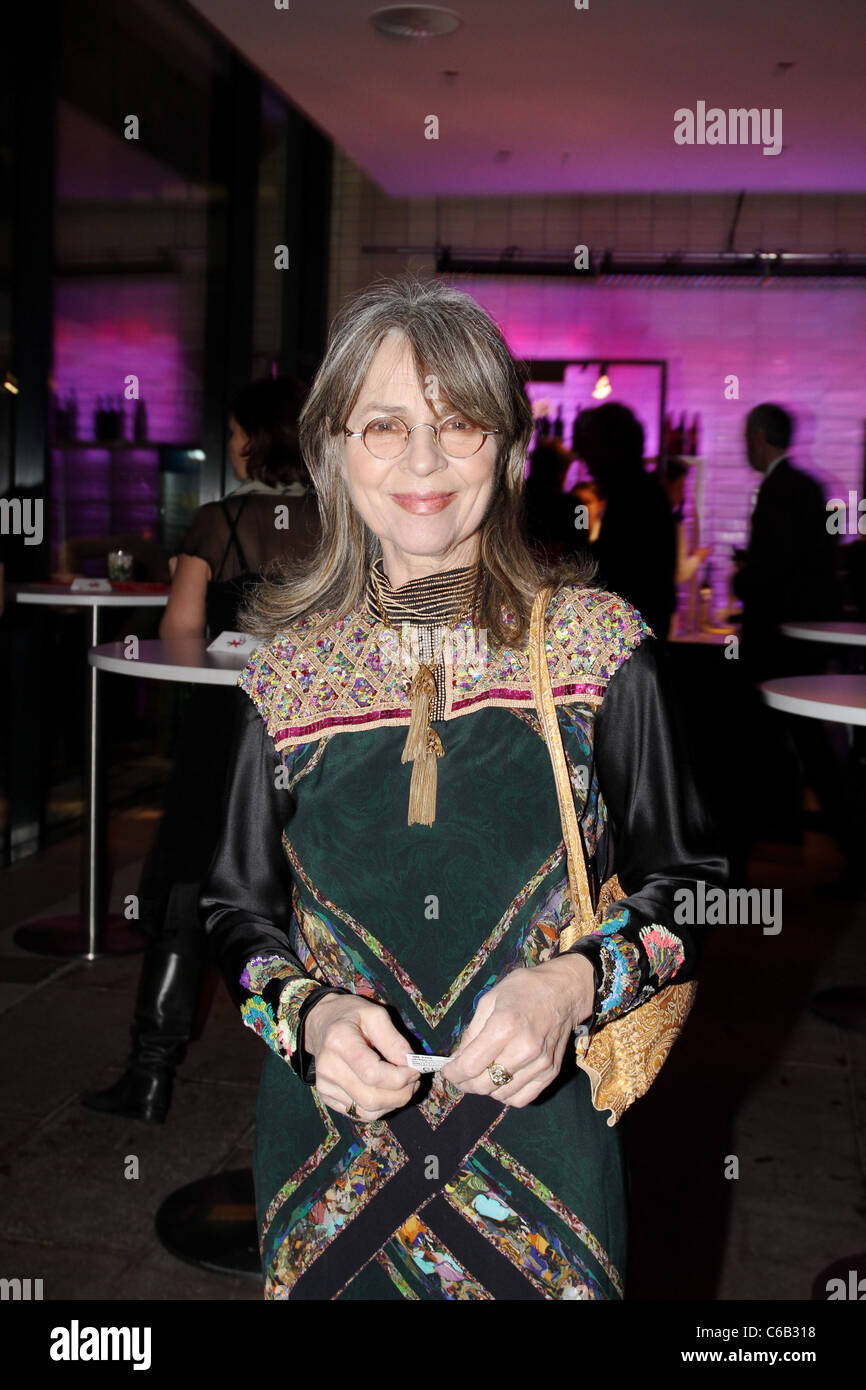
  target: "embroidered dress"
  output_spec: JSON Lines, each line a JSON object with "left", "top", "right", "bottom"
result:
{"left": 201, "top": 564, "right": 725, "bottom": 1300}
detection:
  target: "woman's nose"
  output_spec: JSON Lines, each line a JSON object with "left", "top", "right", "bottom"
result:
{"left": 399, "top": 423, "right": 446, "bottom": 474}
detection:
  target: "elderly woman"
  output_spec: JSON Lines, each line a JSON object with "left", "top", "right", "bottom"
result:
{"left": 200, "top": 279, "right": 725, "bottom": 1301}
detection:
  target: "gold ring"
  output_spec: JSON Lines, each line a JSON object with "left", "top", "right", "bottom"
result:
{"left": 347, "top": 1100, "right": 360, "bottom": 1119}
{"left": 487, "top": 1061, "right": 514, "bottom": 1089}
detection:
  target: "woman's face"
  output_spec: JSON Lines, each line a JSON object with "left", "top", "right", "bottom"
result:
{"left": 227, "top": 415, "right": 250, "bottom": 479}
{"left": 340, "top": 331, "right": 498, "bottom": 584}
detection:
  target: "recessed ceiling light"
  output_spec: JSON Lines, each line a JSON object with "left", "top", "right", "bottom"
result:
{"left": 369, "top": 6, "right": 463, "bottom": 39}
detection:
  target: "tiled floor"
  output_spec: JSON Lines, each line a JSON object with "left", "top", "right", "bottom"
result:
{"left": 1, "top": 812, "right": 864, "bottom": 1301}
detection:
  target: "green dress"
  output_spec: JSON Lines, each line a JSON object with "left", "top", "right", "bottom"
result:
{"left": 200, "top": 561, "right": 724, "bottom": 1300}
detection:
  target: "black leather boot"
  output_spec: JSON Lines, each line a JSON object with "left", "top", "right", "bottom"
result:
{"left": 82, "top": 912, "right": 206, "bottom": 1124}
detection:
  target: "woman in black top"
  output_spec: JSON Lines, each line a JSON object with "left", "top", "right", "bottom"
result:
{"left": 82, "top": 376, "right": 320, "bottom": 1123}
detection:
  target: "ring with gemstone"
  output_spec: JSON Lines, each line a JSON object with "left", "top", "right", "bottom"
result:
{"left": 486, "top": 1061, "right": 514, "bottom": 1088}
{"left": 347, "top": 1100, "right": 360, "bottom": 1119}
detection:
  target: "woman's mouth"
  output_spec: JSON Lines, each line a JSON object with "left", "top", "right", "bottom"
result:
{"left": 390, "top": 492, "right": 457, "bottom": 514}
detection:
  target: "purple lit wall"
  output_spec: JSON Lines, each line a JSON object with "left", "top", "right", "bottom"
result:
{"left": 448, "top": 275, "right": 866, "bottom": 614}
{"left": 51, "top": 278, "right": 203, "bottom": 566}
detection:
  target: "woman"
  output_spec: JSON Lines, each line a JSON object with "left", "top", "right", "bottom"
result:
{"left": 201, "top": 281, "right": 726, "bottom": 1300}
{"left": 82, "top": 376, "right": 320, "bottom": 1124}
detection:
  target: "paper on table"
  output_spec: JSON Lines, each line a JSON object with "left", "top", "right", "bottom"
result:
{"left": 206, "top": 631, "right": 259, "bottom": 653}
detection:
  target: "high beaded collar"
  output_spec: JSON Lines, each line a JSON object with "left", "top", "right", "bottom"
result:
{"left": 364, "top": 554, "right": 480, "bottom": 627}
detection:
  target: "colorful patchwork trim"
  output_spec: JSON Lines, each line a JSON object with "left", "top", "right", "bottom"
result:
{"left": 444, "top": 1161, "right": 607, "bottom": 1300}
{"left": 390, "top": 1214, "right": 493, "bottom": 1300}
{"left": 264, "top": 1127, "right": 408, "bottom": 1298}
{"left": 481, "top": 1140, "right": 624, "bottom": 1298}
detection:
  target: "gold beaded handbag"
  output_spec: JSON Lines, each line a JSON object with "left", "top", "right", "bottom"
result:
{"left": 528, "top": 587, "right": 697, "bottom": 1126}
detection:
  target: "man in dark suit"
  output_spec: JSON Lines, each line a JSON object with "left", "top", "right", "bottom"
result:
{"left": 575, "top": 402, "right": 677, "bottom": 639}
{"left": 733, "top": 404, "right": 854, "bottom": 869}
{"left": 734, "top": 403, "right": 840, "bottom": 681}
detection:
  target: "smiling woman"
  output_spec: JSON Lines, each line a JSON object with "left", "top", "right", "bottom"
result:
{"left": 200, "top": 277, "right": 726, "bottom": 1301}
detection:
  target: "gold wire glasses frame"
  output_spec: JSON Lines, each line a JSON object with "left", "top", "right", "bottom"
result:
{"left": 344, "top": 414, "right": 501, "bottom": 460}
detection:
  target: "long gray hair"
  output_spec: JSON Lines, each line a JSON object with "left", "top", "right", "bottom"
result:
{"left": 241, "top": 277, "right": 593, "bottom": 646}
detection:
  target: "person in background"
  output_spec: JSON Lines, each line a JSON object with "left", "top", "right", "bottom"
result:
{"left": 570, "top": 479, "right": 605, "bottom": 549}
{"left": 82, "top": 375, "right": 321, "bottom": 1124}
{"left": 733, "top": 403, "right": 839, "bottom": 682}
{"left": 522, "top": 439, "right": 579, "bottom": 563}
{"left": 732, "top": 403, "right": 854, "bottom": 876}
{"left": 574, "top": 403, "right": 677, "bottom": 639}
{"left": 662, "top": 458, "right": 711, "bottom": 584}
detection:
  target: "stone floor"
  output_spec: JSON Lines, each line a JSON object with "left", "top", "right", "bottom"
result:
{"left": 1, "top": 809, "right": 864, "bottom": 1301}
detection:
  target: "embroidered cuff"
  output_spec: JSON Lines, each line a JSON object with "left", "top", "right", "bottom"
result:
{"left": 567, "top": 917, "right": 687, "bottom": 1030}
{"left": 238, "top": 954, "right": 321, "bottom": 1068}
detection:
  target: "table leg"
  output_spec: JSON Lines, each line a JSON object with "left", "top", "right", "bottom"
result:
{"left": 14, "top": 603, "right": 145, "bottom": 959}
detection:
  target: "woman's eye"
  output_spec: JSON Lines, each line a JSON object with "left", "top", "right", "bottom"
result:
{"left": 371, "top": 417, "right": 400, "bottom": 433}
{"left": 443, "top": 416, "right": 472, "bottom": 432}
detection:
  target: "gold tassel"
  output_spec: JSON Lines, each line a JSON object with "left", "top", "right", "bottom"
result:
{"left": 401, "top": 663, "right": 443, "bottom": 826}
{"left": 407, "top": 726, "right": 444, "bottom": 827}
{"left": 401, "top": 663, "right": 436, "bottom": 761}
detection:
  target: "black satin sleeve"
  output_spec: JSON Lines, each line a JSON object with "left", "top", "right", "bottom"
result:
{"left": 563, "top": 637, "right": 728, "bottom": 1029}
{"left": 199, "top": 689, "right": 348, "bottom": 1075}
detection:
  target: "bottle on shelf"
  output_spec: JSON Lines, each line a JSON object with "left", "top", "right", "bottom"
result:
{"left": 661, "top": 412, "right": 673, "bottom": 458}
{"left": 571, "top": 406, "right": 582, "bottom": 455}
{"left": 699, "top": 567, "right": 713, "bottom": 630}
{"left": 66, "top": 389, "right": 78, "bottom": 441}
{"left": 94, "top": 396, "right": 105, "bottom": 441}
{"left": 689, "top": 412, "right": 701, "bottom": 456}
{"left": 52, "top": 392, "right": 67, "bottom": 443}
{"left": 115, "top": 395, "right": 125, "bottom": 441}
{"left": 668, "top": 414, "right": 683, "bottom": 455}
{"left": 553, "top": 404, "right": 564, "bottom": 440}
{"left": 133, "top": 397, "right": 148, "bottom": 443}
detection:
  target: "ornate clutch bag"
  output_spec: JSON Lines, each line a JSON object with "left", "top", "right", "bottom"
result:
{"left": 529, "top": 586, "right": 697, "bottom": 1126}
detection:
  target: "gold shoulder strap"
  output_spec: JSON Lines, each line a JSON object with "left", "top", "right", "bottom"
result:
{"left": 528, "top": 586, "right": 596, "bottom": 949}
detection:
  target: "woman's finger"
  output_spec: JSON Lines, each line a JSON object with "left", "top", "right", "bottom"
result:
{"left": 356, "top": 1004, "right": 422, "bottom": 1078}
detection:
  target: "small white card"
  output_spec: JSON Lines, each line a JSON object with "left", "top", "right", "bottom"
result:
{"left": 406, "top": 1053, "right": 451, "bottom": 1073}
{"left": 71, "top": 578, "right": 112, "bottom": 592}
{"left": 206, "top": 631, "right": 259, "bottom": 653}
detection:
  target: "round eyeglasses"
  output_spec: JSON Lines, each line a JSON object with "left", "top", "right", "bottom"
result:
{"left": 344, "top": 414, "right": 500, "bottom": 461}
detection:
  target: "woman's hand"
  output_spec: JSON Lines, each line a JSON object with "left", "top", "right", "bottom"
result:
{"left": 440, "top": 955, "right": 595, "bottom": 1108}
{"left": 304, "top": 993, "right": 421, "bottom": 1122}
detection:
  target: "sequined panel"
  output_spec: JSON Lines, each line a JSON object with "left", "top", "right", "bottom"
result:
{"left": 237, "top": 585, "right": 649, "bottom": 748}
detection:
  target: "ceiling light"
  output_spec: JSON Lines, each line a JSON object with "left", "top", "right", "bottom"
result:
{"left": 592, "top": 365, "right": 612, "bottom": 400}
{"left": 370, "top": 6, "right": 463, "bottom": 39}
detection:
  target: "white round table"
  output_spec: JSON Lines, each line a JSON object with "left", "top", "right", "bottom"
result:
{"left": 760, "top": 671, "right": 866, "bottom": 1041}
{"left": 758, "top": 675, "right": 866, "bottom": 726}
{"left": 12, "top": 583, "right": 170, "bottom": 959}
{"left": 90, "top": 637, "right": 257, "bottom": 1279}
{"left": 89, "top": 636, "right": 254, "bottom": 685}
{"left": 780, "top": 621, "right": 866, "bottom": 647}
